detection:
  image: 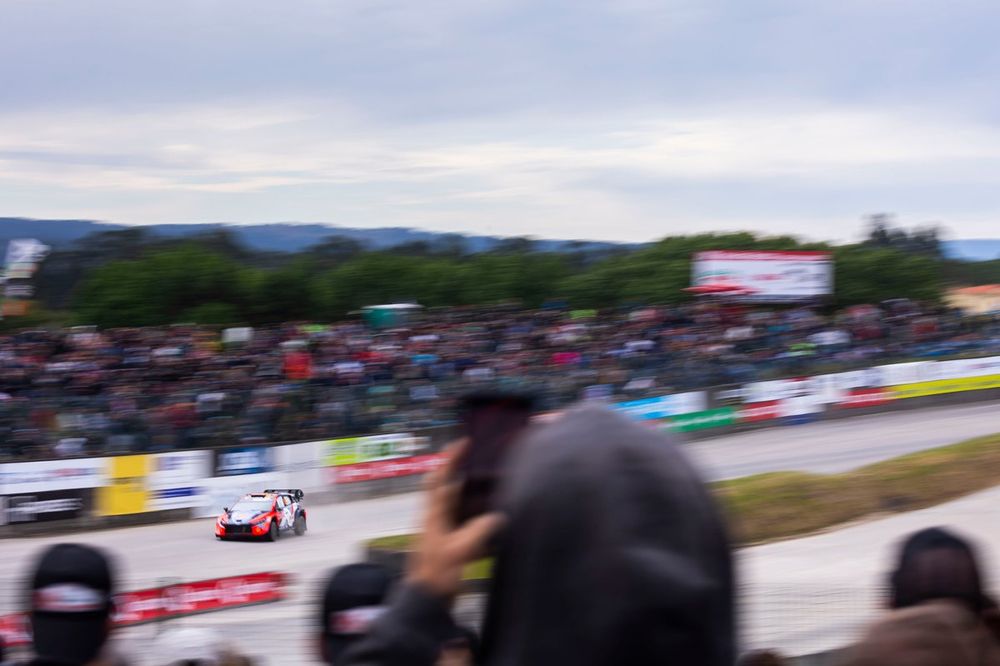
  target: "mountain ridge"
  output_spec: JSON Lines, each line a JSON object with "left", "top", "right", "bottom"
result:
{"left": 1, "top": 217, "right": 996, "bottom": 260}
{"left": 0, "top": 218, "right": 634, "bottom": 254}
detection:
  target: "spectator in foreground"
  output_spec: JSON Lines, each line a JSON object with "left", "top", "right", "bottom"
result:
{"left": 26, "top": 543, "right": 120, "bottom": 666}
{"left": 319, "top": 563, "right": 396, "bottom": 665}
{"left": 340, "top": 404, "right": 736, "bottom": 665}
{"left": 888, "top": 527, "right": 987, "bottom": 613}
{"left": 840, "top": 527, "right": 1000, "bottom": 665}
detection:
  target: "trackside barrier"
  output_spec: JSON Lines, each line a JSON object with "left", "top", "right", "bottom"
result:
{"left": 4, "top": 354, "right": 1000, "bottom": 533}
{"left": 0, "top": 571, "right": 289, "bottom": 648}
{"left": 332, "top": 453, "right": 447, "bottom": 501}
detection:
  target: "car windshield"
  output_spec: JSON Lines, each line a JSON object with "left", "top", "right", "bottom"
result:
{"left": 231, "top": 497, "right": 272, "bottom": 512}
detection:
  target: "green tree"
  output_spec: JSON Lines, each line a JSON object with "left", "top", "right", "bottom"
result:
{"left": 74, "top": 245, "right": 248, "bottom": 327}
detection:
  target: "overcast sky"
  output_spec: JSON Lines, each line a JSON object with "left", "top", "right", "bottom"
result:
{"left": 2, "top": 0, "right": 1000, "bottom": 242}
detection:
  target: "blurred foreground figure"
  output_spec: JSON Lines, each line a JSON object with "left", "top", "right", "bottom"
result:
{"left": 320, "top": 564, "right": 396, "bottom": 664}
{"left": 26, "top": 543, "right": 119, "bottom": 666}
{"left": 340, "top": 404, "right": 736, "bottom": 666}
{"left": 841, "top": 527, "right": 1000, "bottom": 666}
{"left": 435, "top": 626, "right": 477, "bottom": 666}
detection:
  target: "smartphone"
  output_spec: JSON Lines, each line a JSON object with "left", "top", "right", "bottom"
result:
{"left": 453, "top": 391, "right": 535, "bottom": 525}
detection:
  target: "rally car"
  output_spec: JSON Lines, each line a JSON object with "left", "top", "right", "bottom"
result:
{"left": 215, "top": 489, "right": 307, "bottom": 541}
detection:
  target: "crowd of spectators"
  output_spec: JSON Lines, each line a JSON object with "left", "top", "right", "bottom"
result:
{"left": 1, "top": 300, "right": 998, "bottom": 458}
{"left": 8, "top": 404, "right": 999, "bottom": 665}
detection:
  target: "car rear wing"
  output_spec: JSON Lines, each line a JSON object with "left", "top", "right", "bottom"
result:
{"left": 265, "top": 489, "right": 304, "bottom": 501}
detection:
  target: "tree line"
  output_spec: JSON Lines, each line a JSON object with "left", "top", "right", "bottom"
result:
{"left": 27, "top": 221, "right": 969, "bottom": 327}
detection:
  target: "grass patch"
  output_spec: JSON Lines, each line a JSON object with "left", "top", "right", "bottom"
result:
{"left": 718, "top": 432, "right": 1000, "bottom": 544}
{"left": 368, "top": 433, "right": 1000, "bottom": 575}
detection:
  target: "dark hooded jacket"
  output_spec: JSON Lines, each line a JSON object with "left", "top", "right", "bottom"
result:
{"left": 339, "top": 404, "right": 736, "bottom": 666}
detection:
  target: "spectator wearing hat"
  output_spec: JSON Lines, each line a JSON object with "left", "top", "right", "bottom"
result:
{"left": 340, "top": 404, "right": 735, "bottom": 666}
{"left": 841, "top": 527, "right": 1000, "bottom": 666}
{"left": 26, "top": 543, "right": 118, "bottom": 666}
{"left": 319, "top": 563, "right": 396, "bottom": 665}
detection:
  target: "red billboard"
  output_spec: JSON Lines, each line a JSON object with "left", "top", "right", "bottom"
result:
{"left": 0, "top": 571, "right": 288, "bottom": 648}
{"left": 332, "top": 453, "right": 446, "bottom": 484}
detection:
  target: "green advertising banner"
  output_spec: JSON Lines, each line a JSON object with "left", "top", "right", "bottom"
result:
{"left": 666, "top": 407, "right": 737, "bottom": 432}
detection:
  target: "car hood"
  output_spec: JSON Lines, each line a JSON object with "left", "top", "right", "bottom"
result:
{"left": 227, "top": 510, "right": 267, "bottom": 524}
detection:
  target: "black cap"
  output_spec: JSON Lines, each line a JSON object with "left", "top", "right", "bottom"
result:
{"left": 889, "top": 526, "right": 984, "bottom": 614}
{"left": 320, "top": 563, "right": 395, "bottom": 663}
{"left": 29, "top": 544, "right": 116, "bottom": 665}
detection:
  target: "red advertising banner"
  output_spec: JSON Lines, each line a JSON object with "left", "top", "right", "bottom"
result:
{"left": 739, "top": 400, "right": 781, "bottom": 423}
{"left": 0, "top": 613, "right": 29, "bottom": 648}
{"left": 333, "top": 453, "right": 446, "bottom": 484}
{"left": 838, "top": 388, "right": 894, "bottom": 409}
{"left": 0, "top": 571, "right": 287, "bottom": 648}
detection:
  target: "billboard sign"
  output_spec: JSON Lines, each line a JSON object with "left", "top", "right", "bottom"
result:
{"left": 0, "top": 458, "right": 106, "bottom": 495}
{"left": 323, "top": 434, "right": 423, "bottom": 467}
{"left": 692, "top": 251, "right": 832, "bottom": 302}
{"left": 666, "top": 407, "right": 737, "bottom": 432}
{"left": 149, "top": 451, "right": 209, "bottom": 511}
{"left": 213, "top": 447, "right": 273, "bottom": 477}
{"left": 614, "top": 391, "right": 707, "bottom": 421}
{"left": 1, "top": 572, "right": 289, "bottom": 648}
{"left": 332, "top": 454, "right": 446, "bottom": 484}
{"left": 0, "top": 488, "right": 94, "bottom": 525}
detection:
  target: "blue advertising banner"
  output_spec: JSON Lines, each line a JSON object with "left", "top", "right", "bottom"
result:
{"left": 212, "top": 447, "right": 273, "bottom": 477}
{"left": 613, "top": 391, "right": 707, "bottom": 420}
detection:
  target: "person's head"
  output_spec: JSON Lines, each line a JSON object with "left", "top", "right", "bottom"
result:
{"left": 28, "top": 543, "right": 117, "bottom": 665}
{"left": 318, "top": 563, "right": 395, "bottom": 664}
{"left": 480, "top": 404, "right": 735, "bottom": 666}
{"left": 889, "top": 527, "right": 985, "bottom": 614}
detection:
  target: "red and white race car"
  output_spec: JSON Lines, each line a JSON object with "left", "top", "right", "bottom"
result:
{"left": 215, "top": 489, "right": 307, "bottom": 541}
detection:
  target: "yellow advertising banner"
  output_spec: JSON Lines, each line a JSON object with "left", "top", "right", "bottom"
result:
{"left": 98, "top": 455, "right": 150, "bottom": 516}
{"left": 891, "top": 374, "right": 1000, "bottom": 400}
{"left": 324, "top": 438, "right": 361, "bottom": 467}
{"left": 323, "top": 434, "right": 416, "bottom": 467}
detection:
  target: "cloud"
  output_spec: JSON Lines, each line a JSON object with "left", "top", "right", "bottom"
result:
{"left": 1, "top": 1, "right": 1000, "bottom": 240}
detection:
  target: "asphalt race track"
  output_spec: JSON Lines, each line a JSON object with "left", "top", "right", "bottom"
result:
{"left": 5, "top": 402, "right": 1000, "bottom": 664}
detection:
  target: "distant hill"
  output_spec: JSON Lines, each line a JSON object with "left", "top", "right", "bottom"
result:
{"left": 4, "top": 217, "right": 995, "bottom": 261}
{"left": 0, "top": 218, "right": 635, "bottom": 254}
{"left": 943, "top": 240, "right": 1000, "bottom": 262}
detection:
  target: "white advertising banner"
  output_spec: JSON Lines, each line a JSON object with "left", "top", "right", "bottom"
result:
{"left": 779, "top": 395, "right": 824, "bottom": 418}
{"left": 0, "top": 458, "right": 106, "bottom": 494}
{"left": 274, "top": 441, "right": 326, "bottom": 492}
{"left": 148, "top": 451, "right": 211, "bottom": 511}
{"left": 936, "top": 356, "right": 1000, "bottom": 380}
{"left": 195, "top": 472, "right": 287, "bottom": 519}
{"left": 873, "top": 362, "right": 933, "bottom": 387}
{"left": 691, "top": 251, "right": 833, "bottom": 301}
{"left": 743, "top": 378, "right": 815, "bottom": 404}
